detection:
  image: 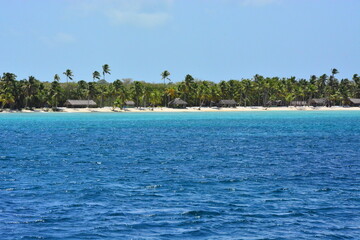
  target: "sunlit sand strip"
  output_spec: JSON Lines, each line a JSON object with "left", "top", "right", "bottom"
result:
{"left": 1, "top": 106, "right": 360, "bottom": 113}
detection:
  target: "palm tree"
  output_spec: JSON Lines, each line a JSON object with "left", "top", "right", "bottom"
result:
{"left": 284, "top": 93, "right": 295, "bottom": 106}
{"left": 161, "top": 70, "right": 170, "bottom": 106}
{"left": 63, "top": 69, "right": 73, "bottom": 83}
{"left": 317, "top": 74, "right": 328, "bottom": 98}
{"left": 165, "top": 87, "right": 177, "bottom": 102}
{"left": 132, "top": 81, "right": 144, "bottom": 107}
{"left": 113, "top": 79, "right": 124, "bottom": 91}
{"left": 63, "top": 69, "right": 73, "bottom": 98}
{"left": 240, "top": 79, "right": 252, "bottom": 106}
{"left": 35, "top": 83, "right": 48, "bottom": 108}
{"left": 219, "top": 81, "right": 229, "bottom": 99}
{"left": 23, "top": 76, "right": 39, "bottom": 109}
{"left": 50, "top": 80, "right": 61, "bottom": 109}
{"left": 1, "top": 73, "right": 20, "bottom": 109}
{"left": 97, "top": 84, "right": 107, "bottom": 107}
{"left": 88, "top": 82, "right": 98, "bottom": 103}
{"left": 353, "top": 74, "right": 360, "bottom": 84}
{"left": 161, "top": 70, "right": 171, "bottom": 85}
{"left": 113, "top": 97, "right": 123, "bottom": 110}
{"left": 54, "top": 74, "right": 60, "bottom": 82}
{"left": 309, "top": 75, "right": 317, "bottom": 85}
{"left": 352, "top": 74, "right": 360, "bottom": 97}
{"left": 182, "top": 74, "right": 195, "bottom": 104}
{"left": 0, "top": 92, "right": 15, "bottom": 110}
{"left": 208, "top": 84, "right": 219, "bottom": 106}
{"left": 197, "top": 81, "right": 211, "bottom": 109}
{"left": 77, "top": 80, "right": 89, "bottom": 100}
{"left": 149, "top": 90, "right": 162, "bottom": 110}
{"left": 93, "top": 71, "right": 100, "bottom": 82}
{"left": 331, "top": 68, "right": 339, "bottom": 78}
{"left": 112, "top": 80, "right": 128, "bottom": 108}
{"left": 102, "top": 64, "right": 111, "bottom": 81}
{"left": 253, "top": 75, "right": 265, "bottom": 106}
{"left": 339, "top": 79, "right": 350, "bottom": 105}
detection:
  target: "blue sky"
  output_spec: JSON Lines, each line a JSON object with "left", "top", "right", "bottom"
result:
{"left": 1, "top": 0, "right": 359, "bottom": 83}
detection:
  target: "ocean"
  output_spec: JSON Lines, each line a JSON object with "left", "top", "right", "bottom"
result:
{"left": 1, "top": 111, "right": 360, "bottom": 239}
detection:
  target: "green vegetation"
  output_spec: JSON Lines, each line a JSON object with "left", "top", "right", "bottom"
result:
{"left": 0, "top": 66, "right": 359, "bottom": 110}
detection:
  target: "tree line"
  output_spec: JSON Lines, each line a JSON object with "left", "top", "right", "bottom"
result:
{"left": 1, "top": 65, "right": 359, "bottom": 110}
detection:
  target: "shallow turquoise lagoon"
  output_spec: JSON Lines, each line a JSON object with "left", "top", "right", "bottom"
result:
{"left": 1, "top": 111, "right": 360, "bottom": 239}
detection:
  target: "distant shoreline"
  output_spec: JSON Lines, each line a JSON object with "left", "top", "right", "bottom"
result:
{"left": 1, "top": 106, "right": 360, "bottom": 113}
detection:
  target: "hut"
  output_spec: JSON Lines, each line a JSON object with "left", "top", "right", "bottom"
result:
{"left": 124, "top": 100, "right": 135, "bottom": 107}
{"left": 309, "top": 98, "right": 328, "bottom": 107}
{"left": 64, "top": 100, "right": 97, "bottom": 108}
{"left": 348, "top": 98, "right": 360, "bottom": 107}
{"left": 290, "top": 101, "right": 307, "bottom": 106}
{"left": 266, "top": 100, "right": 283, "bottom": 107}
{"left": 168, "top": 98, "right": 188, "bottom": 108}
{"left": 218, "top": 99, "right": 237, "bottom": 108}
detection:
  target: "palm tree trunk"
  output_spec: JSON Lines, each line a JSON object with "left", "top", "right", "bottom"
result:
{"left": 67, "top": 77, "right": 69, "bottom": 99}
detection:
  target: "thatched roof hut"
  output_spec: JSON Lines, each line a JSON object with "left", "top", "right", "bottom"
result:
{"left": 309, "top": 98, "right": 328, "bottom": 107}
{"left": 218, "top": 99, "right": 237, "bottom": 108}
{"left": 349, "top": 98, "right": 360, "bottom": 106}
{"left": 290, "top": 101, "right": 307, "bottom": 106}
{"left": 267, "top": 100, "right": 283, "bottom": 107}
{"left": 124, "top": 100, "right": 135, "bottom": 107}
{"left": 168, "top": 98, "right": 187, "bottom": 108}
{"left": 64, "top": 100, "right": 97, "bottom": 108}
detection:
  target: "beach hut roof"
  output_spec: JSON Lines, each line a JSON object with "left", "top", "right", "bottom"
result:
{"left": 349, "top": 98, "right": 360, "bottom": 104}
{"left": 65, "top": 100, "right": 97, "bottom": 106}
{"left": 310, "top": 98, "right": 327, "bottom": 104}
{"left": 219, "top": 99, "right": 237, "bottom": 105}
{"left": 291, "top": 101, "right": 307, "bottom": 104}
{"left": 268, "top": 100, "right": 283, "bottom": 104}
{"left": 125, "top": 100, "right": 135, "bottom": 105}
{"left": 168, "top": 98, "right": 187, "bottom": 105}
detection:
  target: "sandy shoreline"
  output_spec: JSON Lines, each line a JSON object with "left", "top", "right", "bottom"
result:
{"left": 1, "top": 106, "right": 360, "bottom": 113}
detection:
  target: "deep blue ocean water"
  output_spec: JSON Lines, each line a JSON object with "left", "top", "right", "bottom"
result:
{"left": 1, "top": 111, "right": 360, "bottom": 239}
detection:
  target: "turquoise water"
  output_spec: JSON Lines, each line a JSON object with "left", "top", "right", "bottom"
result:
{"left": 1, "top": 111, "right": 360, "bottom": 239}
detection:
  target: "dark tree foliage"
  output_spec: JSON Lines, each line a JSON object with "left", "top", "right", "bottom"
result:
{"left": 1, "top": 69, "right": 359, "bottom": 109}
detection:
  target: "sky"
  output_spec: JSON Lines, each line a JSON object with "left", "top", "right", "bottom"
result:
{"left": 0, "top": 0, "right": 359, "bottom": 83}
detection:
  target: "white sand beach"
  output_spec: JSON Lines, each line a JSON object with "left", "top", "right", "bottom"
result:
{"left": 1, "top": 106, "right": 360, "bottom": 113}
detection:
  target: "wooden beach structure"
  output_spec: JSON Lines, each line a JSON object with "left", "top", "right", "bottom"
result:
{"left": 218, "top": 100, "right": 237, "bottom": 108}
{"left": 309, "top": 98, "right": 328, "bottom": 107}
{"left": 124, "top": 101, "right": 135, "bottom": 108}
{"left": 64, "top": 100, "right": 97, "bottom": 108}
{"left": 290, "top": 101, "right": 307, "bottom": 106}
{"left": 267, "top": 100, "right": 283, "bottom": 107}
{"left": 348, "top": 98, "right": 360, "bottom": 107}
{"left": 168, "top": 98, "right": 188, "bottom": 108}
